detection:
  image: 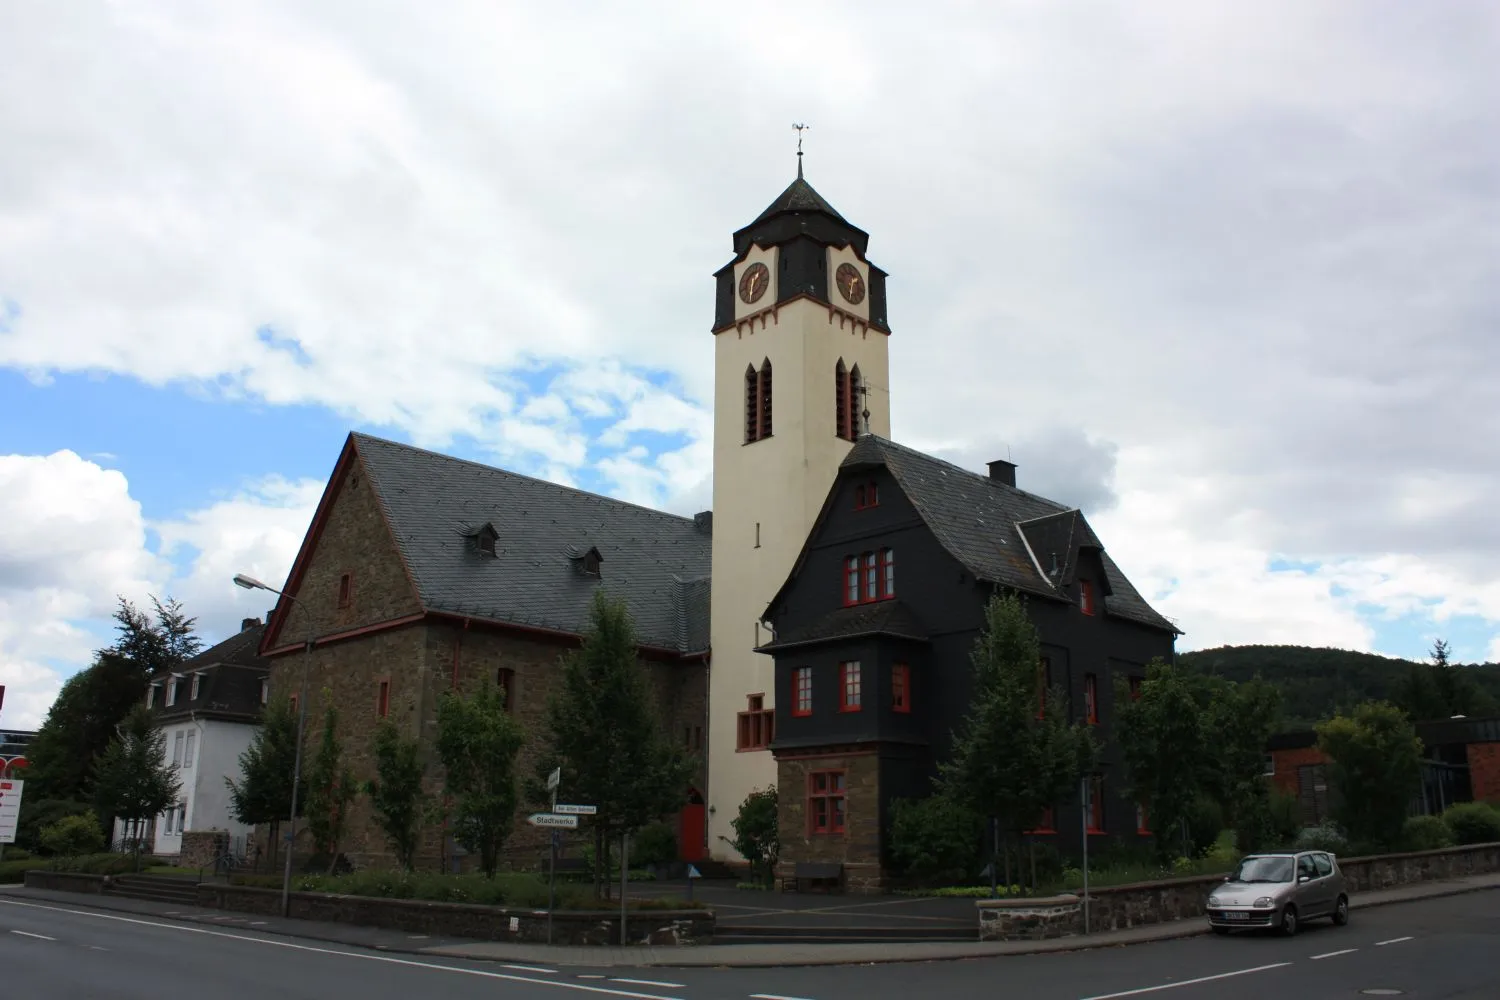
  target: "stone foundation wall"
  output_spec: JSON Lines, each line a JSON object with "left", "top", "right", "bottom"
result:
{"left": 977, "top": 895, "right": 1080, "bottom": 941}
{"left": 775, "top": 750, "right": 886, "bottom": 894}
{"left": 195, "top": 883, "right": 713, "bottom": 946}
{"left": 179, "top": 831, "right": 229, "bottom": 871}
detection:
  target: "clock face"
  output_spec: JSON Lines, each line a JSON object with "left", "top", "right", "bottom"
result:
{"left": 739, "top": 262, "right": 770, "bottom": 304}
{"left": 835, "top": 262, "right": 866, "bottom": 305}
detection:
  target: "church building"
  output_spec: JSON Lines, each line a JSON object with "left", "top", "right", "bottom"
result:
{"left": 255, "top": 162, "right": 1175, "bottom": 880}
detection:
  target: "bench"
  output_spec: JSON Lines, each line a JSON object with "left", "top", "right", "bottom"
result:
{"left": 781, "top": 861, "right": 844, "bottom": 893}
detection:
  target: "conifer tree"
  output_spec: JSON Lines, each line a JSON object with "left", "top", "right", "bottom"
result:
{"left": 226, "top": 697, "right": 303, "bottom": 868}
{"left": 366, "top": 719, "right": 426, "bottom": 871}
{"left": 304, "top": 703, "right": 356, "bottom": 872}
{"left": 93, "top": 704, "right": 181, "bottom": 864}
{"left": 436, "top": 679, "right": 526, "bottom": 876}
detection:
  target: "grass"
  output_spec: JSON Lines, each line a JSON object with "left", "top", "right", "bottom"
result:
{"left": 229, "top": 869, "right": 694, "bottom": 911}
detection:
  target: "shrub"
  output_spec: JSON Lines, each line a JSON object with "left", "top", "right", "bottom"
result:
{"left": 1294, "top": 821, "right": 1349, "bottom": 854}
{"left": 1442, "top": 802, "right": 1500, "bottom": 846}
{"left": 15, "top": 799, "right": 93, "bottom": 854}
{"left": 48, "top": 853, "right": 163, "bottom": 875}
{"left": 1401, "top": 815, "right": 1453, "bottom": 852}
{"left": 1184, "top": 796, "right": 1224, "bottom": 859}
{"left": 1235, "top": 788, "right": 1302, "bottom": 854}
{"left": 271, "top": 869, "right": 684, "bottom": 911}
{"left": 0, "top": 860, "right": 35, "bottom": 884}
{"left": 39, "top": 814, "right": 105, "bottom": 857}
{"left": 630, "top": 823, "right": 678, "bottom": 868}
{"left": 888, "top": 794, "right": 983, "bottom": 883}
{"left": 1, "top": 847, "right": 33, "bottom": 861}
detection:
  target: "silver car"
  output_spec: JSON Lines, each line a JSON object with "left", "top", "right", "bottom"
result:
{"left": 1205, "top": 851, "right": 1350, "bottom": 936}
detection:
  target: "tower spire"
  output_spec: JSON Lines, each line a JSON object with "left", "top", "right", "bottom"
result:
{"left": 793, "top": 122, "right": 809, "bottom": 179}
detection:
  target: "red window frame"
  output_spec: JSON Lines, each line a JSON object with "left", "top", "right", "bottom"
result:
{"left": 842, "top": 549, "right": 894, "bottom": 605}
{"left": 839, "top": 662, "right": 862, "bottom": 712}
{"left": 497, "top": 667, "right": 516, "bottom": 714}
{"left": 736, "top": 694, "right": 775, "bottom": 750}
{"left": 1136, "top": 801, "right": 1151, "bottom": 835}
{"left": 376, "top": 679, "right": 390, "bottom": 718}
{"left": 892, "top": 663, "right": 911, "bottom": 713}
{"left": 854, "top": 480, "right": 879, "bottom": 510}
{"left": 338, "top": 572, "right": 353, "bottom": 609}
{"left": 807, "top": 770, "right": 847, "bottom": 835}
{"left": 1084, "top": 673, "right": 1099, "bottom": 724}
{"left": 1128, "top": 675, "right": 1143, "bottom": 701}
{"left": 792, "top": 667, "right": 813, "bottom": 717}
{"left": 1026, "top": 806, "right": 1056, "bottom": 834}
{"left": 1079, "top": 580, "right": 1095, "bottom": 616}
{"left": 1086, "top": 774, "right": 1105, "bottom": 833}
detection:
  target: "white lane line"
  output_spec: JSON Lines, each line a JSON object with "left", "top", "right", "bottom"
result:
{"left": 1375, "top": 936, "right": 1414, "bottom": 946}
{"left": 10, "top": 930, "right": 57, "bottom": 941}
{"left": 0, "top": 899, "right": 677, "bottom": 1000}
{"left": 502, "top": 964, "right": 559, "bottom": 974}
{"left": 1077, "top": 963, "right": 1293, "bottom": 1000}
{"left": 251, "top": 921, "right": 268, "bottom": 926}
{"left": 611, "top": 979, "right": 685, "bottom": 989}
{"left": 579, "top": 975, "right": 607, "bottom": 980}
{"left": 1311, "top": 948, "right": 1357, "bottom": 960}
{"left": 751, "top": 995, "right": 819, "bottom": 1000}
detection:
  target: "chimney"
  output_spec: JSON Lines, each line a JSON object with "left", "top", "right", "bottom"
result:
{"left": 987, "top": 459, "right": 1017, "bottom": 487}
{"left": 241, "top": 617, "right": 262, "bottom": 632}
{"left": 694, "top": 511, "right": 713, "bottom": 535}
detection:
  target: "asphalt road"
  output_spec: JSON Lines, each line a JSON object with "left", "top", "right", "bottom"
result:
{"left": 1, "top": 889, "right": 1495, "bottom": 999}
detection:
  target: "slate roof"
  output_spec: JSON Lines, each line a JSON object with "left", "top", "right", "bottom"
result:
{"left": 150, "top": 624, "right": 269, "bottom": 724}
{"left": 181, "top": 625, "right": 269, "bottom": 672}
{"left": 756, "top": 600, "right": 931, "bottom": 654}
{"left": 353, "top": 434, "right": 713, "bottom": 655}
{"left": 836, "top": 436, "right": 1179, "bottom": 634}
{"left": 750, "top": 175, "right": 848, "bottom": 225}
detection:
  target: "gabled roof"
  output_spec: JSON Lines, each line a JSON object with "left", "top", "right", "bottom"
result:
{"left": 772, "top": 436, "right": 1178, "bottom": 635}
{"left": 179, "top": 625, "right": 269, "bottom": 672}
{"left": 351, "top": 434, "right": 713, "bottom": 655}
{"left": 756, "top": 600, "right": 930, "bottom": 654}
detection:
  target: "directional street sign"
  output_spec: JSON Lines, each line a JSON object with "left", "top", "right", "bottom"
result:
{"left": 545, "top": 767, "right": 561, "bottom": 791}
{"left": 527, "top": 812, "right": 579, "bottom": 829}
{"left": 553, "top": 803, "right": 597, "bottom": 816}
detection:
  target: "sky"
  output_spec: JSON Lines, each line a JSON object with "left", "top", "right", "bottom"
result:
{"left": 2, "top": 1, "right": 1498, "bottom": 730}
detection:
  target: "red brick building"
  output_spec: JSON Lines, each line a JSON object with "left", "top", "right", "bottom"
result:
{"left": 1267, "top": 716, "right": 1500, "bottom": 824}
{"left": 257, "top": 433, "right": 712, "bottom": 871}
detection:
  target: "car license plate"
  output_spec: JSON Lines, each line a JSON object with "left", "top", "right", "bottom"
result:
{"left": 1225, "top": 912, "right": 1249, "bottom": 921}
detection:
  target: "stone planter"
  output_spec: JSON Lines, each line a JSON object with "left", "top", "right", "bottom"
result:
{"left": 976, "top": 894, "right": 1080, "bottom": 941}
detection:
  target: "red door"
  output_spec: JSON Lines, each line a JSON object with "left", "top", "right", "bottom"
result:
{"left": 678, "top": 791, "right": 706, "bottom": 862}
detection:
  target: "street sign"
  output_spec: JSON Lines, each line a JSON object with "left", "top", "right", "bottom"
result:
{"left": 0, "top": 780, "right": 24, "bottom": 844}
{"left": 527, "top": 812, "right": 579, "bottom": 829}
{"left": 687, "top": 864, "right": 701, "bottom": 879}
{"left": 545, "top": 767, "right": 561, "bottom": 791}
{"left": 553, "top": 803, "right": 596, "bottom": 816}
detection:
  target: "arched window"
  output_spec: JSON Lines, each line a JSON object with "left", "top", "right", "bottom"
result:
{"left": 835, "top": 360, "right": 849, "bottom": 439}
{"left": 848, "top": 364, "right": 863, "bottom": 438}
{"left": 746, "top": 359, "right": 774, "bottom": 442}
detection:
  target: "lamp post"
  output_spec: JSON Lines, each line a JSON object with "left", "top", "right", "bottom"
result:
{"left": 234, "top": 573, "right": 311, "bottom": 919}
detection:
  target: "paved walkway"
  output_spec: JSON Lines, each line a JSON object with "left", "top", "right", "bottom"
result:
{"left": 4, "top": 872, "right": 1497, "bottom": 968}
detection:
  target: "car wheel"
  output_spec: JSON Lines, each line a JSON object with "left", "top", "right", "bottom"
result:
{"left": 1212, "top": 926, "right": 1230, "bottom": 936}
{"left": 1280, "top": 904, "right": 1299, "bottom": 937}
{"left": 1333, "top": 895, "right": 1349, "bottom": 926}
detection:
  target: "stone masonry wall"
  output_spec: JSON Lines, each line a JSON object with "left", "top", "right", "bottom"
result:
{"left": 775, "top": 750, "right": 884, "bottom": 893}
{"left": 1467, "top": 742, "right": 1500, "bottom": 803}
{"left": 178, "top": 830, "right": 229, "bottom": 870}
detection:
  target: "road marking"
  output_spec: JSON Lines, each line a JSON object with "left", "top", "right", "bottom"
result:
{"left": 0, "top": 899, "right": 680, "bottom": 1000}
{"left": 1076, "top": 962, "right": 1293, "bottom": 1000}
{"left": 1311, "top": 948, "right": 1358, "bottom": 960}
{"left": 751, "top": 995, "right": 820, "bottom": 1000}
{"left": 251, "top": 921, "right": 268, "bottom": 926}
{"left": 502, "top": 964, "right": 558, "bottom": 974}
{"left": 1375, "top": 936, "right": 1414, "bottom": 946}
{"left": 10, "top": 930, "right": 56, "bottom": 941}
{"left": 611, "top": 979, "right": 685, "bottom": 989}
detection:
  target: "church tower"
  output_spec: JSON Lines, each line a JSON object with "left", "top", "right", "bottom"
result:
{"left": 707, "top": 164, "right": 892, "bottom": 859}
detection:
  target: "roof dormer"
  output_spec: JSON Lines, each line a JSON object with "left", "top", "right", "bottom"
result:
{"left": 468, "top": 522, "right": 499, "bottom": 557}
{"left": 568, "top": 545, "right": 603, "bottom": 578}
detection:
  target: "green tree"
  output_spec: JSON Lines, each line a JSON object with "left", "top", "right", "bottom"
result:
{"left": 888, "top": 793, "right": 984, "bottom": 883}
{"left": 532, "top": 592, "right": 694, "bottom": 899}
{"left": 38, "top": 813, "right": 106, "bottom": 857}
{"left": 1115, "top": 659, "right": 1209, "bottom": 862}
{"left": 226, "top": 697, "right": 304, "bottom": 869}
{"left": 941, "top": 592, "right": 1097, "bottom": 889}
{"left": 1200, "top": 675, "right": 1281, "bottom": 849}
{"left": 92, "top": 705, "right": 181, "bottom": 862}
{"left": 729, "top": 787, "right": 780, "bottom": 888}
{"left": 304, "top": 704, "right": 356, "bottom": 873}
{"left": 366, "top": 719, "right": 427, "bottom": 871}
{"left": 435, "top": 679, "right": 526, "bottom": 876}
{"left": 1316, "top": 701, "right": 1423, "bottom": 850}
{"left": 27, "top": 597, "right": 200, "bottom": 804}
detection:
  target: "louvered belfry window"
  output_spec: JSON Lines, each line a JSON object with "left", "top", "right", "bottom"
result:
{"left": 746, "top": 359, "right": 774, "bottom": 442}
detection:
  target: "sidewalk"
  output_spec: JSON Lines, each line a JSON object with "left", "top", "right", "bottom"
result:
{"left": 4, "top": 873, "right": 1497, "bottom": 969}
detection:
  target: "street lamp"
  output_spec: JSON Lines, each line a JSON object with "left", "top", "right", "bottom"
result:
{"left": 234, "top": 572, "right": 312, "bottom": 918}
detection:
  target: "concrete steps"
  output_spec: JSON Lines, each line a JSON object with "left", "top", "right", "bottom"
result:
{"left": 106, "top": 875, "right": 201, "bottom": 906}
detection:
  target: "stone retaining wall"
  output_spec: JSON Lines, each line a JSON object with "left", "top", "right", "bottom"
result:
{"left": 979, "top": 840, "right": 1500, "bottom": 941}
{"left": 179, "top": 831, "right": 229, "bottom": 871}
{"left": 195, "top": 883, "right": 714, "bottom": 946}
{"left": 23, "top": 871, "right": 108, "bottom": 894}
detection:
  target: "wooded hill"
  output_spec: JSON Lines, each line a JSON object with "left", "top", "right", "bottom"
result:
{"left": 1177, "top": 644, "right": 1500, "bottom": 731}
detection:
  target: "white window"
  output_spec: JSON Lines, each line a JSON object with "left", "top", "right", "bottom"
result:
{"left": 178, "top": 803, "right": 187, "bottom": 833}
{"left": 172, "top": 732, "right": 184, "bottom": 767}
{"left": 165, "top": 809, "right": 175, "bottom": 834}
{"left": 146, "top": 684, "right": 156, "bottom": 709}
{"left": 183, "top": 732, "right": 196, "bottom": 769}
{"left": 260, "top": 679, "right": 269, "bottom": 705}
{"left": 166, "top": 678, "right": 177, "bottom": 706}
{"left": 190, "top": 673, "right": 201, "bottom": 700}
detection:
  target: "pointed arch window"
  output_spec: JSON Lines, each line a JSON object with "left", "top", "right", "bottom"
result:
{"left": 746, "top": 358, "right": 773, "bottom": 442}
{"left": 835, "top": 361, "right": 863, "bottom": 441}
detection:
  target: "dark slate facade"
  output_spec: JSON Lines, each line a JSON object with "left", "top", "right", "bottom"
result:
{"left": 148, "top": 619, "right": 271, "bottom": 724}
{"left": 759, "top": 436, "right": 1177, "bottom": 888}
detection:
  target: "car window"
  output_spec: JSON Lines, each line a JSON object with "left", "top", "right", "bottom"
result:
{"left": 1298, "top": 855, "right": 1318, "bottom": 879}
{"left": 1232, "top": 856, "right": 1294, "bottom": 883}
{"left": 1312, "top": 854, "right": 1332, "bottom": 877}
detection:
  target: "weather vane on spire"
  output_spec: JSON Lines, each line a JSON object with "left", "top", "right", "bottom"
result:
{"left": 793, "top": 123, "right": 809, "bottom": 178}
